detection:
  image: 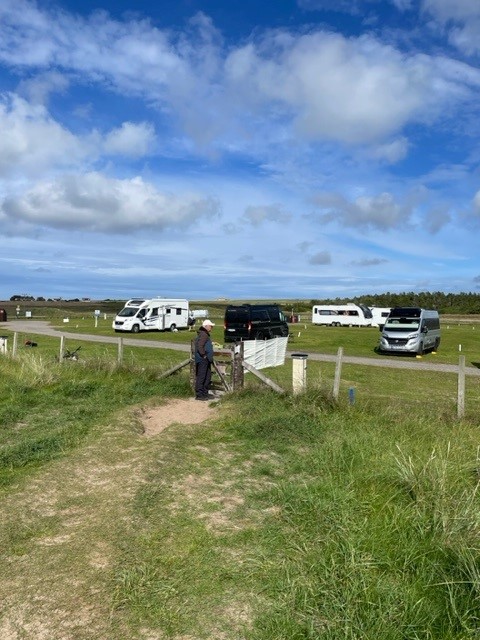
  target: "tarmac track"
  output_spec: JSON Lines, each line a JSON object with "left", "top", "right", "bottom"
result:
{"left": 2, "top": 320, "right": 480, "bottom": 377}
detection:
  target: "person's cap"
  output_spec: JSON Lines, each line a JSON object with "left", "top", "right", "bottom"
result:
{"left": 202, "top": 319, "right": 215, "bottom": 327}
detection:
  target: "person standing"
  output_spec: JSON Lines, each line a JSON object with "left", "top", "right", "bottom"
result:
{"left": 195, "top": 319, "right": 215, "bottom": 400}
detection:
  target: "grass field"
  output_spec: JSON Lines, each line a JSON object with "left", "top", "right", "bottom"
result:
{"left": 1, "top": 309, "right": 480, "bottom": 638}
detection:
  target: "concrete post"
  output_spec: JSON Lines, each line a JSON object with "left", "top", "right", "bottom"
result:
{"left": 291, "top": 353, "right": 308, "bottom": 394}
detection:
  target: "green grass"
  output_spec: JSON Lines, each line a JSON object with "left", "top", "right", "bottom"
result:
{"left": 1, "top": 340, "right": 480, "bottom": 638}
{"left": 111, "top": 390, "right": 480, "bottom": 639}
{"left": 0, "top": 350, "right": 191, "bottom": 487}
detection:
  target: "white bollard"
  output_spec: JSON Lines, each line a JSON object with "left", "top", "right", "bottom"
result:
{"left": 292, "top": 353, "right": 308, "bottom": 394}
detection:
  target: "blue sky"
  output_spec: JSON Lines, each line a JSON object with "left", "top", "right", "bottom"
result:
{"left": 1, "top": 0, "right": 480, "bottom": 301}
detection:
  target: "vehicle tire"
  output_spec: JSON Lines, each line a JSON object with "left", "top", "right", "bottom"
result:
{"left": 131, "top": 324, "right": 140, "bottom": 334}
{"left": 169, "top": 323, "right": 177, "bottom": 332}
{"left": 256, "top": 331, "right": 264, "bottom": 340}
{"left": 417, "top": 342, "right": 424, "bottom": 356}
{"left": 434, "top": 338, "right": 440, "bottom": 351}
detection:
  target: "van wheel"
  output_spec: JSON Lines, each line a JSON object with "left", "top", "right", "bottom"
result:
{"left": 169, "top": 323, "right": 176, "bottom": 332}
{"left": 131, "top": 324, "right": 140, "bottom": 334}
{"left": 256, "top": 331, "right": 264, "bottom": 340}
{"left": 434, "top": 338, "right": 440, "bottom": 351}
{"left": 417, "top": 342, "right": 424, "bottom": 356}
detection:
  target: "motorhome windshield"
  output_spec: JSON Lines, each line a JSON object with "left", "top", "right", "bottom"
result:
{"left": 117, "top": 307, "right": 139, "bottom": 318}
{"left": 384, "top": 316, "right": 420, "bottom": 331}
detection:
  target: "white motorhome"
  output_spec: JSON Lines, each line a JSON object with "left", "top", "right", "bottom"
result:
{"left": 112, "top": 298, "right": 189, "bottom": 333}
{"left": 379, "top": 307, "right": 440, "bottom": 355}
{"left": 369, "top": 307, "right": 392, "bottom": 328}
{"left": 312, "top": 303, "right": 373, "bottom": 327}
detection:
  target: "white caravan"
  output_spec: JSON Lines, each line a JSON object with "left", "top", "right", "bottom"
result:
{"left": 112, "top": 298, "right": 190, "bottom": 333}
{"left": 312, "top": 303, "right": 373, "bottom": 327}
{"left": 369, "top": 307, "right": 392, "bottom": 328}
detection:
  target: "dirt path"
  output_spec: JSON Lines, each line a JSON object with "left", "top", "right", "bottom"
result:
{"left": 141, "top": 397, "right": 219, "bottom": 436}
{"left": 0, "top": 398, "right": 219, "bottom": 640}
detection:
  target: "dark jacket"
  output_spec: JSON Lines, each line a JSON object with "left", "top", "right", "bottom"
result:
{"left": 195, "top": 327, "right": 214, "bottom": 364}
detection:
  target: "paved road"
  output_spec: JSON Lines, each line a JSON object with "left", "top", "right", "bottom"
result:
{"left": 2, "top": 320, "right": 479, "bottom": 377}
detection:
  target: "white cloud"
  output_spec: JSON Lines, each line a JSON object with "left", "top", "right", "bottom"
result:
{"left": 369, "top": 137, "right": 409, "bottom": 163}
{"left": 309, "top": 251, "right": 332, "bottom": 265}
{"left": 312, "top": 191, "right": 412, "bottom": 230}
{"left": 0, "top": 93, "right": 158, "bottom": 178}
{"left": 352, "top": 257, "right": 389, "bottom": 266}
{"left": 421, "top": 0, "right": 480, "bottom": 55}
{"left": 1, "top": 172, "right": 221, "bottom": 234}
{"left": 0, "top": 1, "right": 478, "bottom": 155}
{"left": 17, "top": 71, "right": 69, "bottom": 105}
{"left": 421, "top": 0, "right": 480, "bottom": 22}
{"left": 226, "top": 32, "right": 444, "bottom": 146}
{"left": 103, "top": 122, "right": 156, "bottom": 157}
{"left": 242, "top": 204, "right": 292, "bottom": 226}
{"left": 0, "top": 94, "right": 86, "bottom": 177}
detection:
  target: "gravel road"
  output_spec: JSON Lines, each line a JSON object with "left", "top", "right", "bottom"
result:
{"left": 2, "top": 320, "right": 479, "bottom": 377}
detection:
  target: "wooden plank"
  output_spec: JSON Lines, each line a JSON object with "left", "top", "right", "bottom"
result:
{"left": 242, "top": 360, "right": 284, "bottom": 393}
{"left": 213, "top": 360, "right": 231, "bottom": 391}
{"left": 158, "top": 358, "right": 191, "bottom": 380}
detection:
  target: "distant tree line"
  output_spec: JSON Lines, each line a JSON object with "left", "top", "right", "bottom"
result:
{"left": 309, "top": 292, "right": 480, "bottom": 314}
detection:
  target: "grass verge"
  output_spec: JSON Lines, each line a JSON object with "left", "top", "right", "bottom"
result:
{"left": 1, "top": 353, "right": 479, "bottom": 639}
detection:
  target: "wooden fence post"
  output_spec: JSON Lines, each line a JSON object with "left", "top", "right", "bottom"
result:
{"left": 190, "top": 339, "right": 196, "bottom": 390}
{"left": 232, "top": 342, "right": 244, "bottom": 390}
{"left": 12, "top": 332, "right": 18, "bottom": 357}
{"left": 117, "top": 337, "right": 123, "bottom": 364}
{"left": 333, "top": 347, "right": 343, "bottom": 400}
{"left": 457, "top": 355, "right": 465, "bottom": 419}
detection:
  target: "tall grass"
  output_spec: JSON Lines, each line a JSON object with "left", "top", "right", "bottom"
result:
{"left": 1, "top": 346, "right": 479, "bottom": 638}
{"left": 0, "top": 352, "right": 191, "bottom": 487}
{"left": 112, "top": 388, "right": 480, "bottom": 639}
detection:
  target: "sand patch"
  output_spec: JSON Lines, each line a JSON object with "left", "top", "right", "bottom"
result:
{"left": 141, "top": 397, "right": 219, "bottom": 437}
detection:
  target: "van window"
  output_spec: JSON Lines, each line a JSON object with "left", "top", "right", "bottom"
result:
{"left": 251, "top": 309, "right": 269, "bottom": 322}
{"left": 226, "top": 308, "right": 249, "bottom": 323}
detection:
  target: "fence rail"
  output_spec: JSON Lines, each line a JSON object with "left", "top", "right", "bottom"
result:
{"left": 1, "top": 331, "right": 478, "bottom": 418}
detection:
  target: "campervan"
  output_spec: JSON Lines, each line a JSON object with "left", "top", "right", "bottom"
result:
{"left": 224, "top": 304, "right": 289, "bottom": 342}
{"left": 369, "top": 307, "right": 392, "bottom": 328}
{"left": 379, "top": 307, "right": 440, "bottom": 355}
{"left": 112, "top": 297, "right": 189, "bottom": 333}
{"left": 311, "top": 303, "right": 373, "bottom": 327}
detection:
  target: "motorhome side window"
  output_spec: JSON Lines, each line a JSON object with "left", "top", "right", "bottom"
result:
{"left": 176, "top": 308, "right": 182, "bottom": 315}
{"left": 423, "top": 317, "right": 440, "bottom": 331}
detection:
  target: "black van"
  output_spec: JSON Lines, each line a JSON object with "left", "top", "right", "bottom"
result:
{"left": 224, "top": 304, "right": 289, "bottom": 342}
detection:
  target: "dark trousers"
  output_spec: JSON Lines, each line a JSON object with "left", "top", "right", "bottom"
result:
{"left": 195, "top": 359, "right": 212, "bottom": 398}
